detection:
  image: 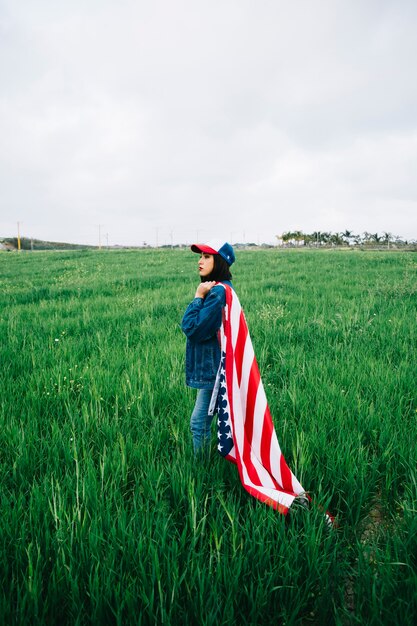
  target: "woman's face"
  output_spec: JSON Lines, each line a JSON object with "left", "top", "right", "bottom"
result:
{"left": 198, "top": 253, "right": 215, "bottom": 278}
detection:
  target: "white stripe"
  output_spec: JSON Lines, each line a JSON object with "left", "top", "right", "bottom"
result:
{"left": 269, "top": 430, "right": 284, "bottom": 487}
{"left": 237, "top": 340, "right": 254, "bottom": 420}
{"left": 250, "top": 380, "right": 267, "bottom": 459}
{"left": 229, "top": 293, "right": 242, "bottom": 348}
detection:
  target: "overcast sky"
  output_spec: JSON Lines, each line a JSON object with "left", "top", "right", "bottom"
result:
{"left": 1, "top": 0, "right": 416, "bottom": 246}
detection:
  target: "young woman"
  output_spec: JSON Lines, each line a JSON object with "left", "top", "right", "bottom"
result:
{"left": 181, "top": 241, "right": 235, "bottom": 455}
{"left": 181, "top": 246, "right": 324, "bottom": 519}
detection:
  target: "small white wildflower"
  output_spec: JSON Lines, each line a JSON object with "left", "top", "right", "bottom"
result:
{"left": 54, "top": 338, "right": 59, "bottom": 342}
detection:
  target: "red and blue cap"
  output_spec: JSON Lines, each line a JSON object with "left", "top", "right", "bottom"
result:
{"left": 191, "top": 239, "right": 235, "bottom": 266}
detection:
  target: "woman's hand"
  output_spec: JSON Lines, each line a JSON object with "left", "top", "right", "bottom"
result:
{"left": 195, "top": 281, "right": 216, "bottom": 299}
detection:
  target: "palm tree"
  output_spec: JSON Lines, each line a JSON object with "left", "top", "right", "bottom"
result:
{"left": 382, "top": 232, "right": 392, "bottom": 248}
{"left": 281, "top": 231, "right": 305, "bottom": 244}
{"left": 330, "top": 232, "right": 344, "bottom": 246}
{"left": 342, "top": 230, "right": 353, "bottom": 245}
{"left": 311, "top": 231, "right": 321, "bottom": 246}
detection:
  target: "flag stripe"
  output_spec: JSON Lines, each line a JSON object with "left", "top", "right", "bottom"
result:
{"left": 235, "top": 311, "right": 248, "bottom": 386}
{"left": 245, "top": 359, "right": 260, "bottom": 439}
{"left": 251, "top": 383, "right": 268, "bottom": 462}
{"left": 260, "top": 406, "right": 274, "bottom": 474}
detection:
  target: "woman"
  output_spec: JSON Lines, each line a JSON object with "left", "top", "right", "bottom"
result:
{"left": 181, "top": 242, "right": 314, "bottom": 517}
{"left": 181, "top": 240, "right": 235, "bottom": 455}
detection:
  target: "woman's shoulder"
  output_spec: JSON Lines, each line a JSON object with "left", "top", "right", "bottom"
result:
{"left": 210, "top": 284, "right": 226, "bottom": 297}
{"left": 205, "top": 283, "right": 226, "bottom": 304}
{"left": 214, "top": 281, "right": 233, "bottom": 294}
{"left": 210, "top": 281, "right": 233, "bottom": 303}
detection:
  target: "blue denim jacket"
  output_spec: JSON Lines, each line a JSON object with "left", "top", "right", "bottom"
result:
{"left": 181, "top": 281, "right": 232, "bottom": 389}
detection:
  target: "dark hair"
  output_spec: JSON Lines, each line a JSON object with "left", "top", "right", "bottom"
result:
{"left": 204, "top": 254, "right": 233, "bottom": 282}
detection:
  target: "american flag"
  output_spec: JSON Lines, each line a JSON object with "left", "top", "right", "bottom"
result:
{"left": 212, "top": 284, "right": 306, "bottom": 515}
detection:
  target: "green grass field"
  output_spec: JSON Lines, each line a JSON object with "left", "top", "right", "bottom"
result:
{"left": 1, "top": 248, "right": 416, "bottom": 625}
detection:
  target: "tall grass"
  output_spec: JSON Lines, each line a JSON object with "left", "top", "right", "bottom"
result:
{"left": 1, "top": 248, "right": 416, "bottom": 624}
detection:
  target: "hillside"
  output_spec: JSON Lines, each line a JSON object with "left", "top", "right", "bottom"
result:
{"left": 0, "top": 237, "right": 99, "bottom": 251}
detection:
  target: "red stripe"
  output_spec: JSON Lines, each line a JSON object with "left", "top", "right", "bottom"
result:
{"left": 244, "top": 485, "right": 289, "bottom": 515}
{"left": 280, "top": 454, "right": 294, "bottom": 493}
{"left": 234, "top": 312, "right": 248, "bottom": 386}
{"left": 244, "top": 358, "right": 260, "bottom": 439}
{"left": 259, "top": 406, "right": 275, "bottom": 482}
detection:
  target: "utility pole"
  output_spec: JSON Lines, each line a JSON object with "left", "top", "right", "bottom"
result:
{"left": 98, "top": 224, "right": 102, "bottom": 250}
{"left": 106, "top": 233, "right": 109, "bottom": 249}
{"left": 155, "top": 227, "right": 159, "bottom": 248}
{"left": 17, "top": 221, "right": 21, "bottom": 251}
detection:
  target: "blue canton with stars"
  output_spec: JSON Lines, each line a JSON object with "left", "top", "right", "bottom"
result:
{"left": 216, "top": 351, "right": 234, "bottom": 457}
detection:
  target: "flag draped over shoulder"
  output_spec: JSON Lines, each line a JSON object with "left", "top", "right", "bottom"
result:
{"left": 211, "top": 283, "right": 305, "bottom": 515}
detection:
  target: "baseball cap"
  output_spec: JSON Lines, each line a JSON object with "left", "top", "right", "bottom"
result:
{"left": 191, "top": 239, "right": 235, "bottom": 266}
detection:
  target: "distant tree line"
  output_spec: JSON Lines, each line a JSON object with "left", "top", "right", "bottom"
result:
{"left": 2, "top": 233, "right": 416, "bottom": 252}
{"left": 277, "top": 231, "right": 415, "bottom": 247}
{"left": 0, "top": 237, "right": 96, "bottom": 251}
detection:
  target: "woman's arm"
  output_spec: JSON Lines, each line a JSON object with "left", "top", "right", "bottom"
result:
{"left": 181, "top": 285, "right": 225, "bottom": 342}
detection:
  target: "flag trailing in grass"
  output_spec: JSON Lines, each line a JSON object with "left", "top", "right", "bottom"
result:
{"left": 210, "top": 283, "right": 306, "bottom": 515}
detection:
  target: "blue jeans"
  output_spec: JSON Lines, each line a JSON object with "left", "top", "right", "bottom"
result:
{"left": 190, "top": 388, "right": 214, "bottom": 454}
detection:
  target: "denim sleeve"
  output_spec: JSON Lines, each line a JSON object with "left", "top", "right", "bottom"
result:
{"left": 181, "top": 286, "right": 226, "bottom": 342}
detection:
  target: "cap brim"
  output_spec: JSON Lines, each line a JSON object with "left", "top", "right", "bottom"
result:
{"left": 190, "top": 243, "right": 218, "bottom": 254}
